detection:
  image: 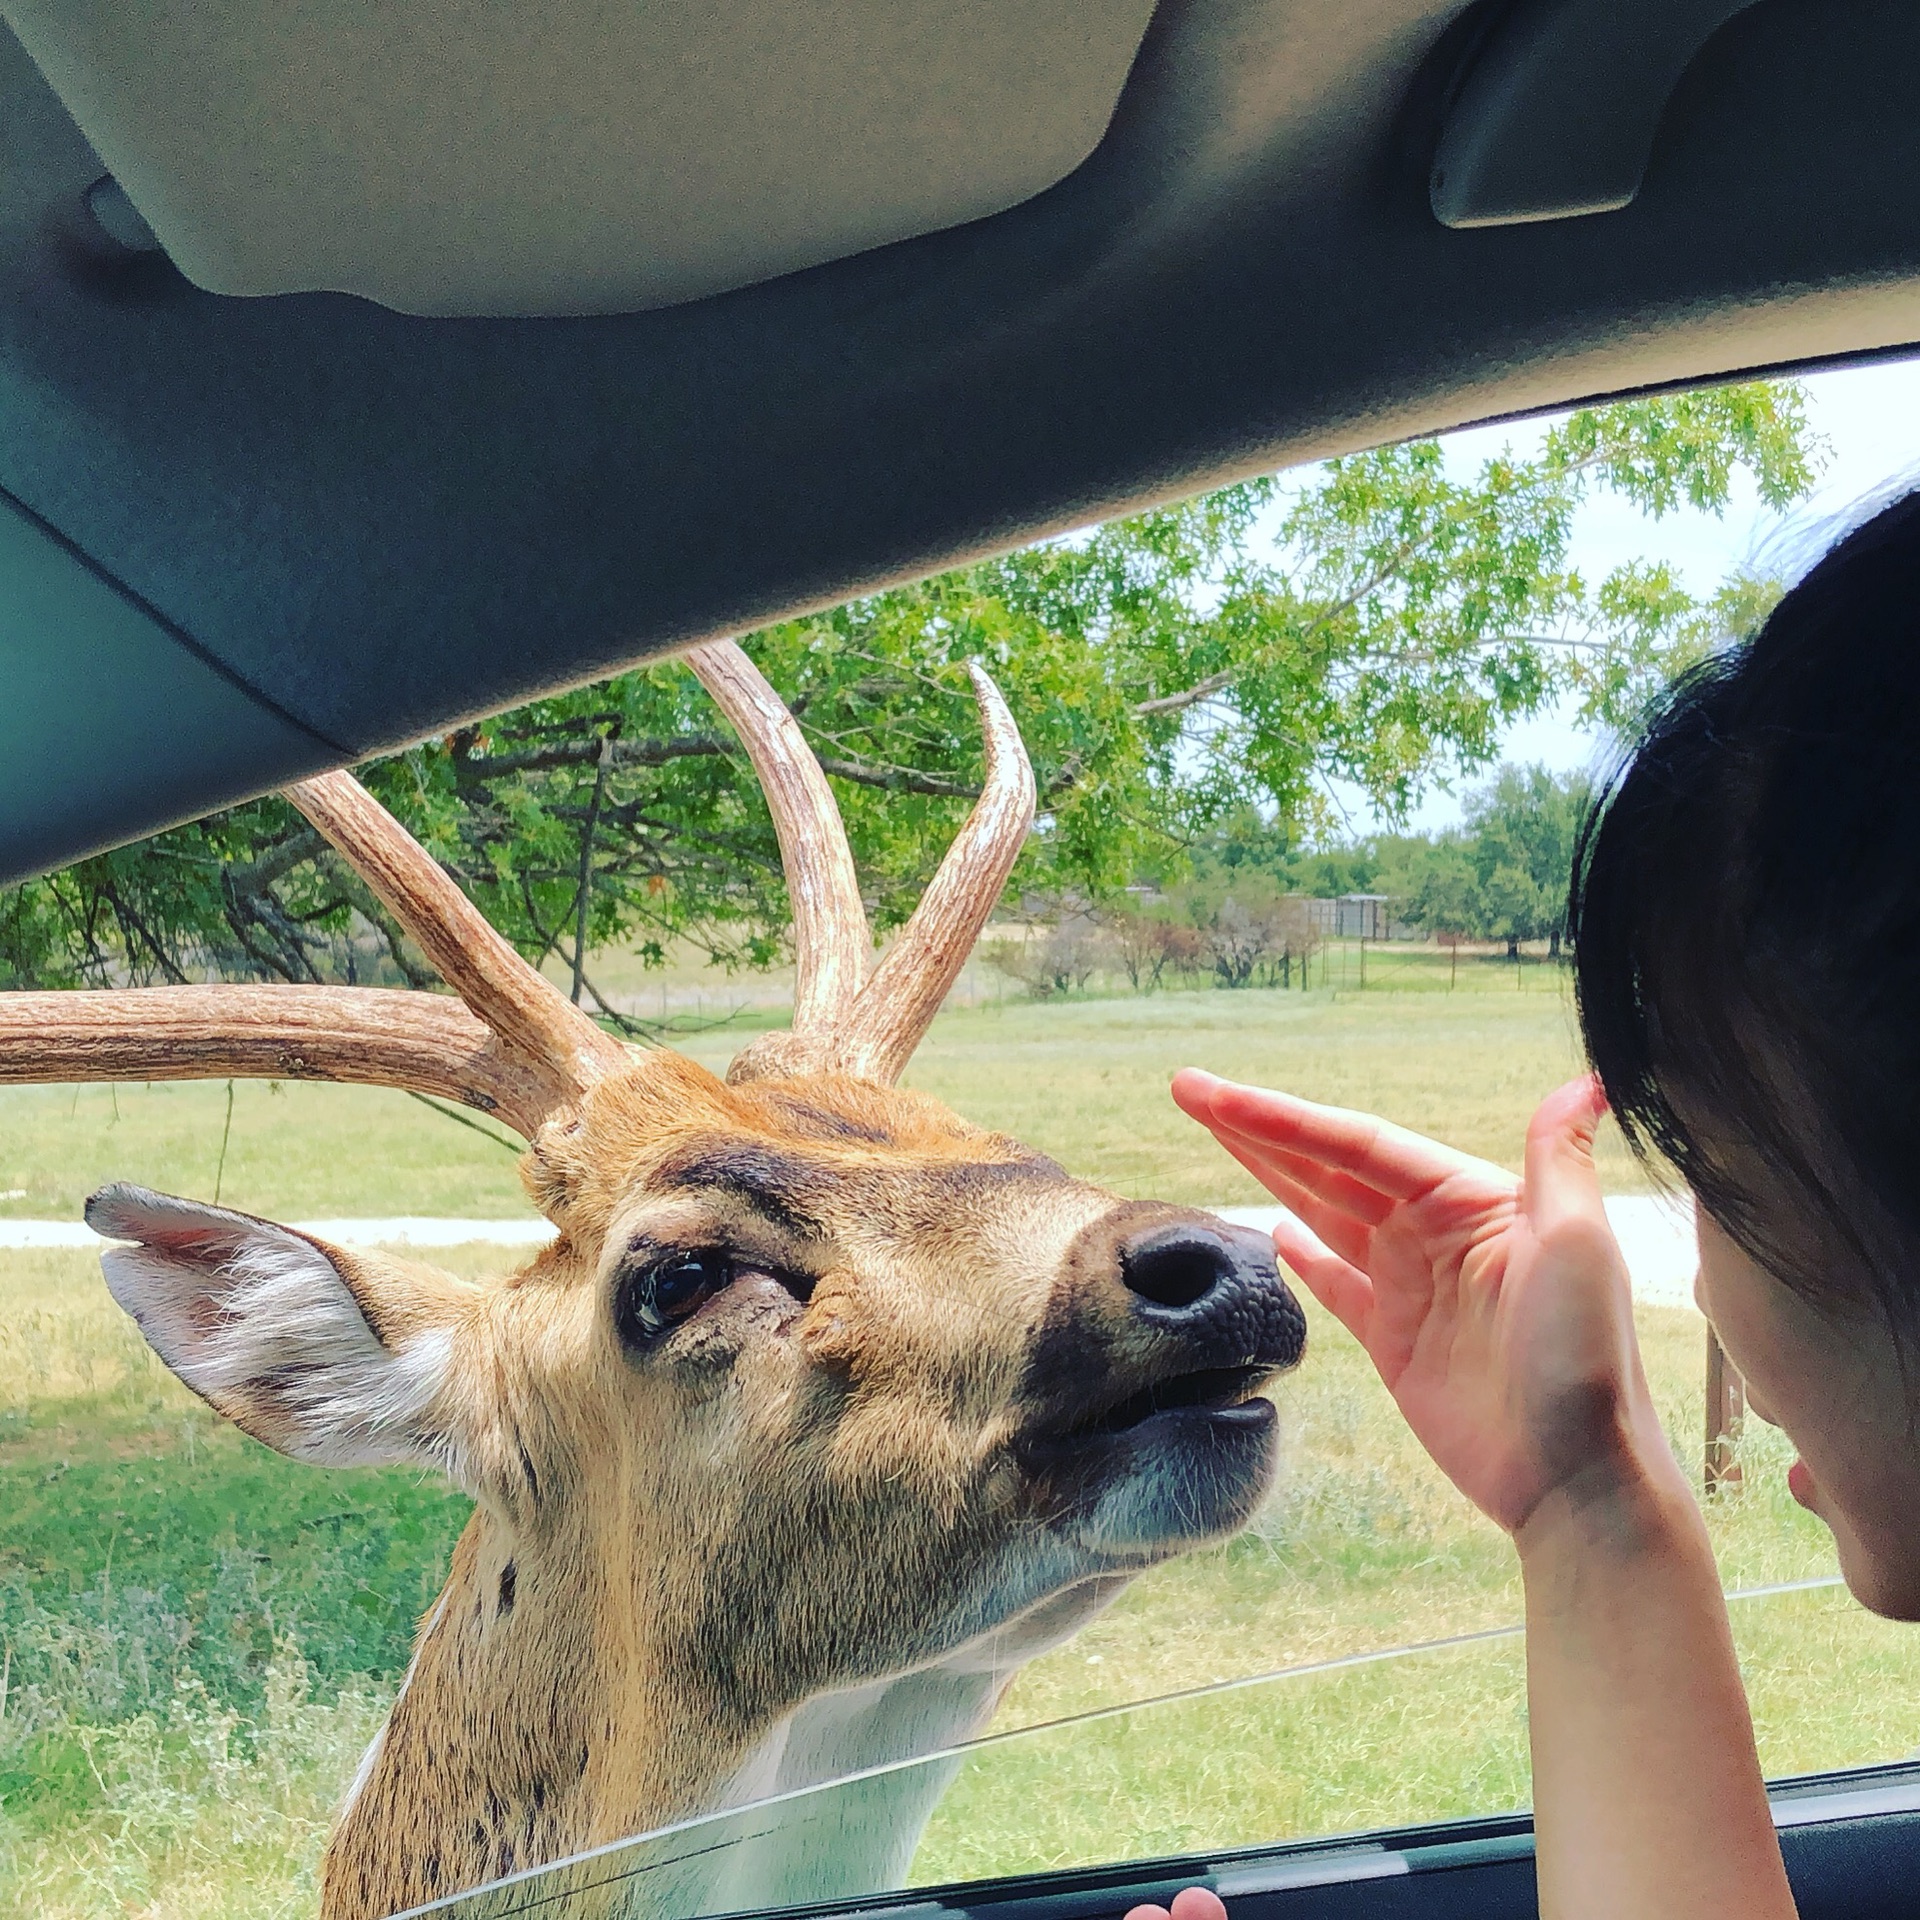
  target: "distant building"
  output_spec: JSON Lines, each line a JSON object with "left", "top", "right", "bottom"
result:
{"left": 1300, "top": 894, "right": 1410, "bottom": 941}
{"left": 1338, "top": 894, "right": 1390, "bottom": 940}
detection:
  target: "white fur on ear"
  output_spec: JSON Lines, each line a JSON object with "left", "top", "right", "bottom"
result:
{"left": 88, "top": 1183, "right": 457, "bottom": 1473}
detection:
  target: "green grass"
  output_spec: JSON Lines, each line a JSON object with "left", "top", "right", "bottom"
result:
{"left": 0, "top": 972, "right": 1904, "bottom": 1914}
{"left": 0, "top": 1249, "right": 471, "bottom": 1735}
{"left": 0, "top": 1081, "right": 534, "bottom": 1222}
{"left": 0, "top": 966, "right": 1643, "bottom": 1223}
{"left": 897, "top": 972, "right": 1650, "bottom": 1200}
{"left": 0, "top": 1249, "right": 478, "bottom": 1916}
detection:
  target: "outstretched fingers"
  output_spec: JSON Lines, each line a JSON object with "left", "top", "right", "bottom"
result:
{"left": 1203, "top": 1123, "right": 1399, "bottom": 1225}
{"left": 1205, "top": 1127, "right": 1379, "bottom": 1270}
{"left": 1174, "top": 1069, "right": 1496, "bottom": 1201}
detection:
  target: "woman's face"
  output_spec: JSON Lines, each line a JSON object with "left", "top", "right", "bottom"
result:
{"left": 1695, "top": 1209, "right": 1920, "bottom": 1619}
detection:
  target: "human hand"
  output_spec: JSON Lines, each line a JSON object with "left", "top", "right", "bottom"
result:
{"left": 1125, "top": 1886, "right": 1227, "bottom": 1920}
{"left": 1171, "top": 1069, "right": 1683, "bottom": 1541}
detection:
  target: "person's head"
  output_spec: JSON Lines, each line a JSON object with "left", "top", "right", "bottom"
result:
{"left": 1571, "top": 485, "right": 1920, "bottom": 1618}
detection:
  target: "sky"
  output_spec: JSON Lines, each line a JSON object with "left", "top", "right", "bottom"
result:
{"left": 1343, "top": 354, "right": 1920, "bottom": 835}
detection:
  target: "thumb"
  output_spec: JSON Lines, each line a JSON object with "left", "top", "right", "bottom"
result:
{"left": 1522, "top": 1073, "right": 1610, "bottom": 1239}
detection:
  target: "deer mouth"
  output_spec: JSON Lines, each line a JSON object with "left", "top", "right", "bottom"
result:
{"left": 1047, "top": 1360, "right": 1275, "bottom": 1443}
{"left": 1017, "top": 1351, "right": 1285, "bottom": 1553}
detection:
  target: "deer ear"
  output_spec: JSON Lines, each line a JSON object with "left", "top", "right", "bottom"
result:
{"left": 87, "top": 1183, "right": 473, "bottom": 1478}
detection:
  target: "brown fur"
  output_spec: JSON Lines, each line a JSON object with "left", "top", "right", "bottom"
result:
{"left": 105, "top": 1049, "right": 1296, "bottom": 1919}
{"left": 53, "top": 670, "right": 1302, "bottom": 1918}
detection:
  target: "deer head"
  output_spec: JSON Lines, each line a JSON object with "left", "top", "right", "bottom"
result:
{"left": 0, "top": 643, "right": 1304, "bottom": 1920}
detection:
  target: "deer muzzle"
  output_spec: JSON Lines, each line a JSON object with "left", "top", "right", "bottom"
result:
{"left": 1015, "top": 1214, "right": 1305, "bottom": 1554}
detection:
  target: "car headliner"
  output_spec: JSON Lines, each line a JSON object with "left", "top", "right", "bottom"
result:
{"left": 0, "top": 0, "right": 1916, "bottom": 884}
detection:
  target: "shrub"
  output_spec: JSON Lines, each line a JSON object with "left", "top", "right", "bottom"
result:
{"left": 1179, "top": 883, "right": 1322, "bottom": 990}
{"left": 1094, "top": 902, "right": 1203, "bottom": 993}
{"left": 983, "top": 914, "right": 1105, "bottom": 999}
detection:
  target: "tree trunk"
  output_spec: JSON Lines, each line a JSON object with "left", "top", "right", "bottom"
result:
{"left": 1506, "top": 935, "right": 1519, "bottom": 960}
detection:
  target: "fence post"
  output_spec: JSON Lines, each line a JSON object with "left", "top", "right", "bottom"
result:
{"left": 1705, "top": 1326, "right": 1745, "bottom": 1495}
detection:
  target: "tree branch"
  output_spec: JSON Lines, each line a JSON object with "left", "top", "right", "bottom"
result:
{"left": 571, "top": 737, "right": 613, "bottom": 1005}
{"left": 812, "top": 755, "right": 980, "bottom": 799}
{"left": 100, "top": 886, "right": 189, "bottom": 985}
{"left": 1132, "top": 670, "right": 1236, "bottom": 719}
{"left": 463, "top": 734, "right": 734, "bottom": 779}
{"left": 468, "top": 728, "right": 988, "bottom": 802}
{"left": 223, "top": 825, "right": 327, "bottom": 898}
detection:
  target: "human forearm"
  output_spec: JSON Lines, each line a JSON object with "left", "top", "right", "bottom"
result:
{"left": 1518, "top": 1476, "right": 1795, "bottom": 1920}
{"left": 1170, "top": 1072, "right": 1795, "bottom": 1914}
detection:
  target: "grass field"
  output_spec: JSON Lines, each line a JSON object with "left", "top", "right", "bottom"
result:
{"left": 0, "top": 969, "right": 1909, "bottom": 1915}
{"left": 0, "top": 948, "right": 1646, "bottom": 1224}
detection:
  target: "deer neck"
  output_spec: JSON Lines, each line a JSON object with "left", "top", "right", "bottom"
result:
{"left": 673, "top": 1574, "right": 1137, "bottom": 1911}
{"left": 318, "top": 1511, "right": 1015, "bottom": 1920}
{"left": 322, "top": 1509, "right": 726, "bottom": 1919}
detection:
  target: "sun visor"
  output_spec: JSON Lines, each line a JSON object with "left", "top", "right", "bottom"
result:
{"left": 0, "top": 491, "right": 340, "bottom": 888}
{"left": 2, "top": 0, "right": 1158, "bottom": 318}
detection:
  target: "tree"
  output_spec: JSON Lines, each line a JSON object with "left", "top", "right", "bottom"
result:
{"left": 1475, "top": 862, "right": 1549, "bottom": 961}
{"left": 1463, "top": 764, "right": 1592, "bottom": 957}
{"left": 0, "top": 384, "right": 1819, "bottom": 999}
{"left": 983, "top": 913, "right": 1104, "bottom": 999}
{"left": 1176, "top": 876, "right": 1320, "bottom": 990}
{"left": 1384, "top": 764, "right": 1592, "bottom": 956}
{"left": 1400, "top": 838, "right": 1481, "bottom": 939}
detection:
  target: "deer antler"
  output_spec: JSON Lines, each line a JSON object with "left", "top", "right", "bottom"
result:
{"left": 0, "top": 773, "right": 628, "bottom": 1140}
{"left": 680, "top": 642, "right": 871, "bottom": 1042}
{"left": 830, "top": 663, "right": 1036, "bottom": 1084}
{"left": 685, "top": 643, "right": 1034, "bottom": 1086}
{"left": 0, "top": 646, "right": 1027, "bottom": 1122}
{"left": 282, "top": 772, "right": 628, "bottom": 1100}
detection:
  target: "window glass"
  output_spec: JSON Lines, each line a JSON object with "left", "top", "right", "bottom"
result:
{"left": 390, "top": 1250, "right": 1920, "bottom": 1920}
{"left": 405, "top": 1574, "right": 1911, "bottom": 1920}
{"left": 12, "top": 359, "right": 1920, "bottom": 1920}
{"left": 950, "top": 1284, "right": 1901, "bottom": 1800}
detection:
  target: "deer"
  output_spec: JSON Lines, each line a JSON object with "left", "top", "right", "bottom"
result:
{"left": 0, "top": 641, "right": 1305, "bottom": 1920}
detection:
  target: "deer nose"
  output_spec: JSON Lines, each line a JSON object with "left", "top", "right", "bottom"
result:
{"left": 1119, "top": 1220, "right": 1293, "bottom": 1323}
{"left": 1121, "top": 1224, "right": 1241, "bottom": 1310}
{"left": 1119, "top": 1222, "right": 1305, "bottom": 1367}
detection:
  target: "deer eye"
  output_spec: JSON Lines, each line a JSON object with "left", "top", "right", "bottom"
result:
{"left": 616, "top": 1248, "right": 733, "bottom": 1346}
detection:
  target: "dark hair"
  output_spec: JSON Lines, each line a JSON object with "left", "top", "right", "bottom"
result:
{"left": 1571, "top": 487, "right": 1920, "bottom": 1328}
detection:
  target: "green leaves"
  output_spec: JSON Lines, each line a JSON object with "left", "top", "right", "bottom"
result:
{"left": 1394, "top": 765, "right": 1593, "bottom": 949}
{"left": 0, "top": 382, "right": 1820, "bottom": 994}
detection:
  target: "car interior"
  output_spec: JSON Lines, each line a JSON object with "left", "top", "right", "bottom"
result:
{"left": 2, "top": 1, "right": 1918, "bottom": 1915}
